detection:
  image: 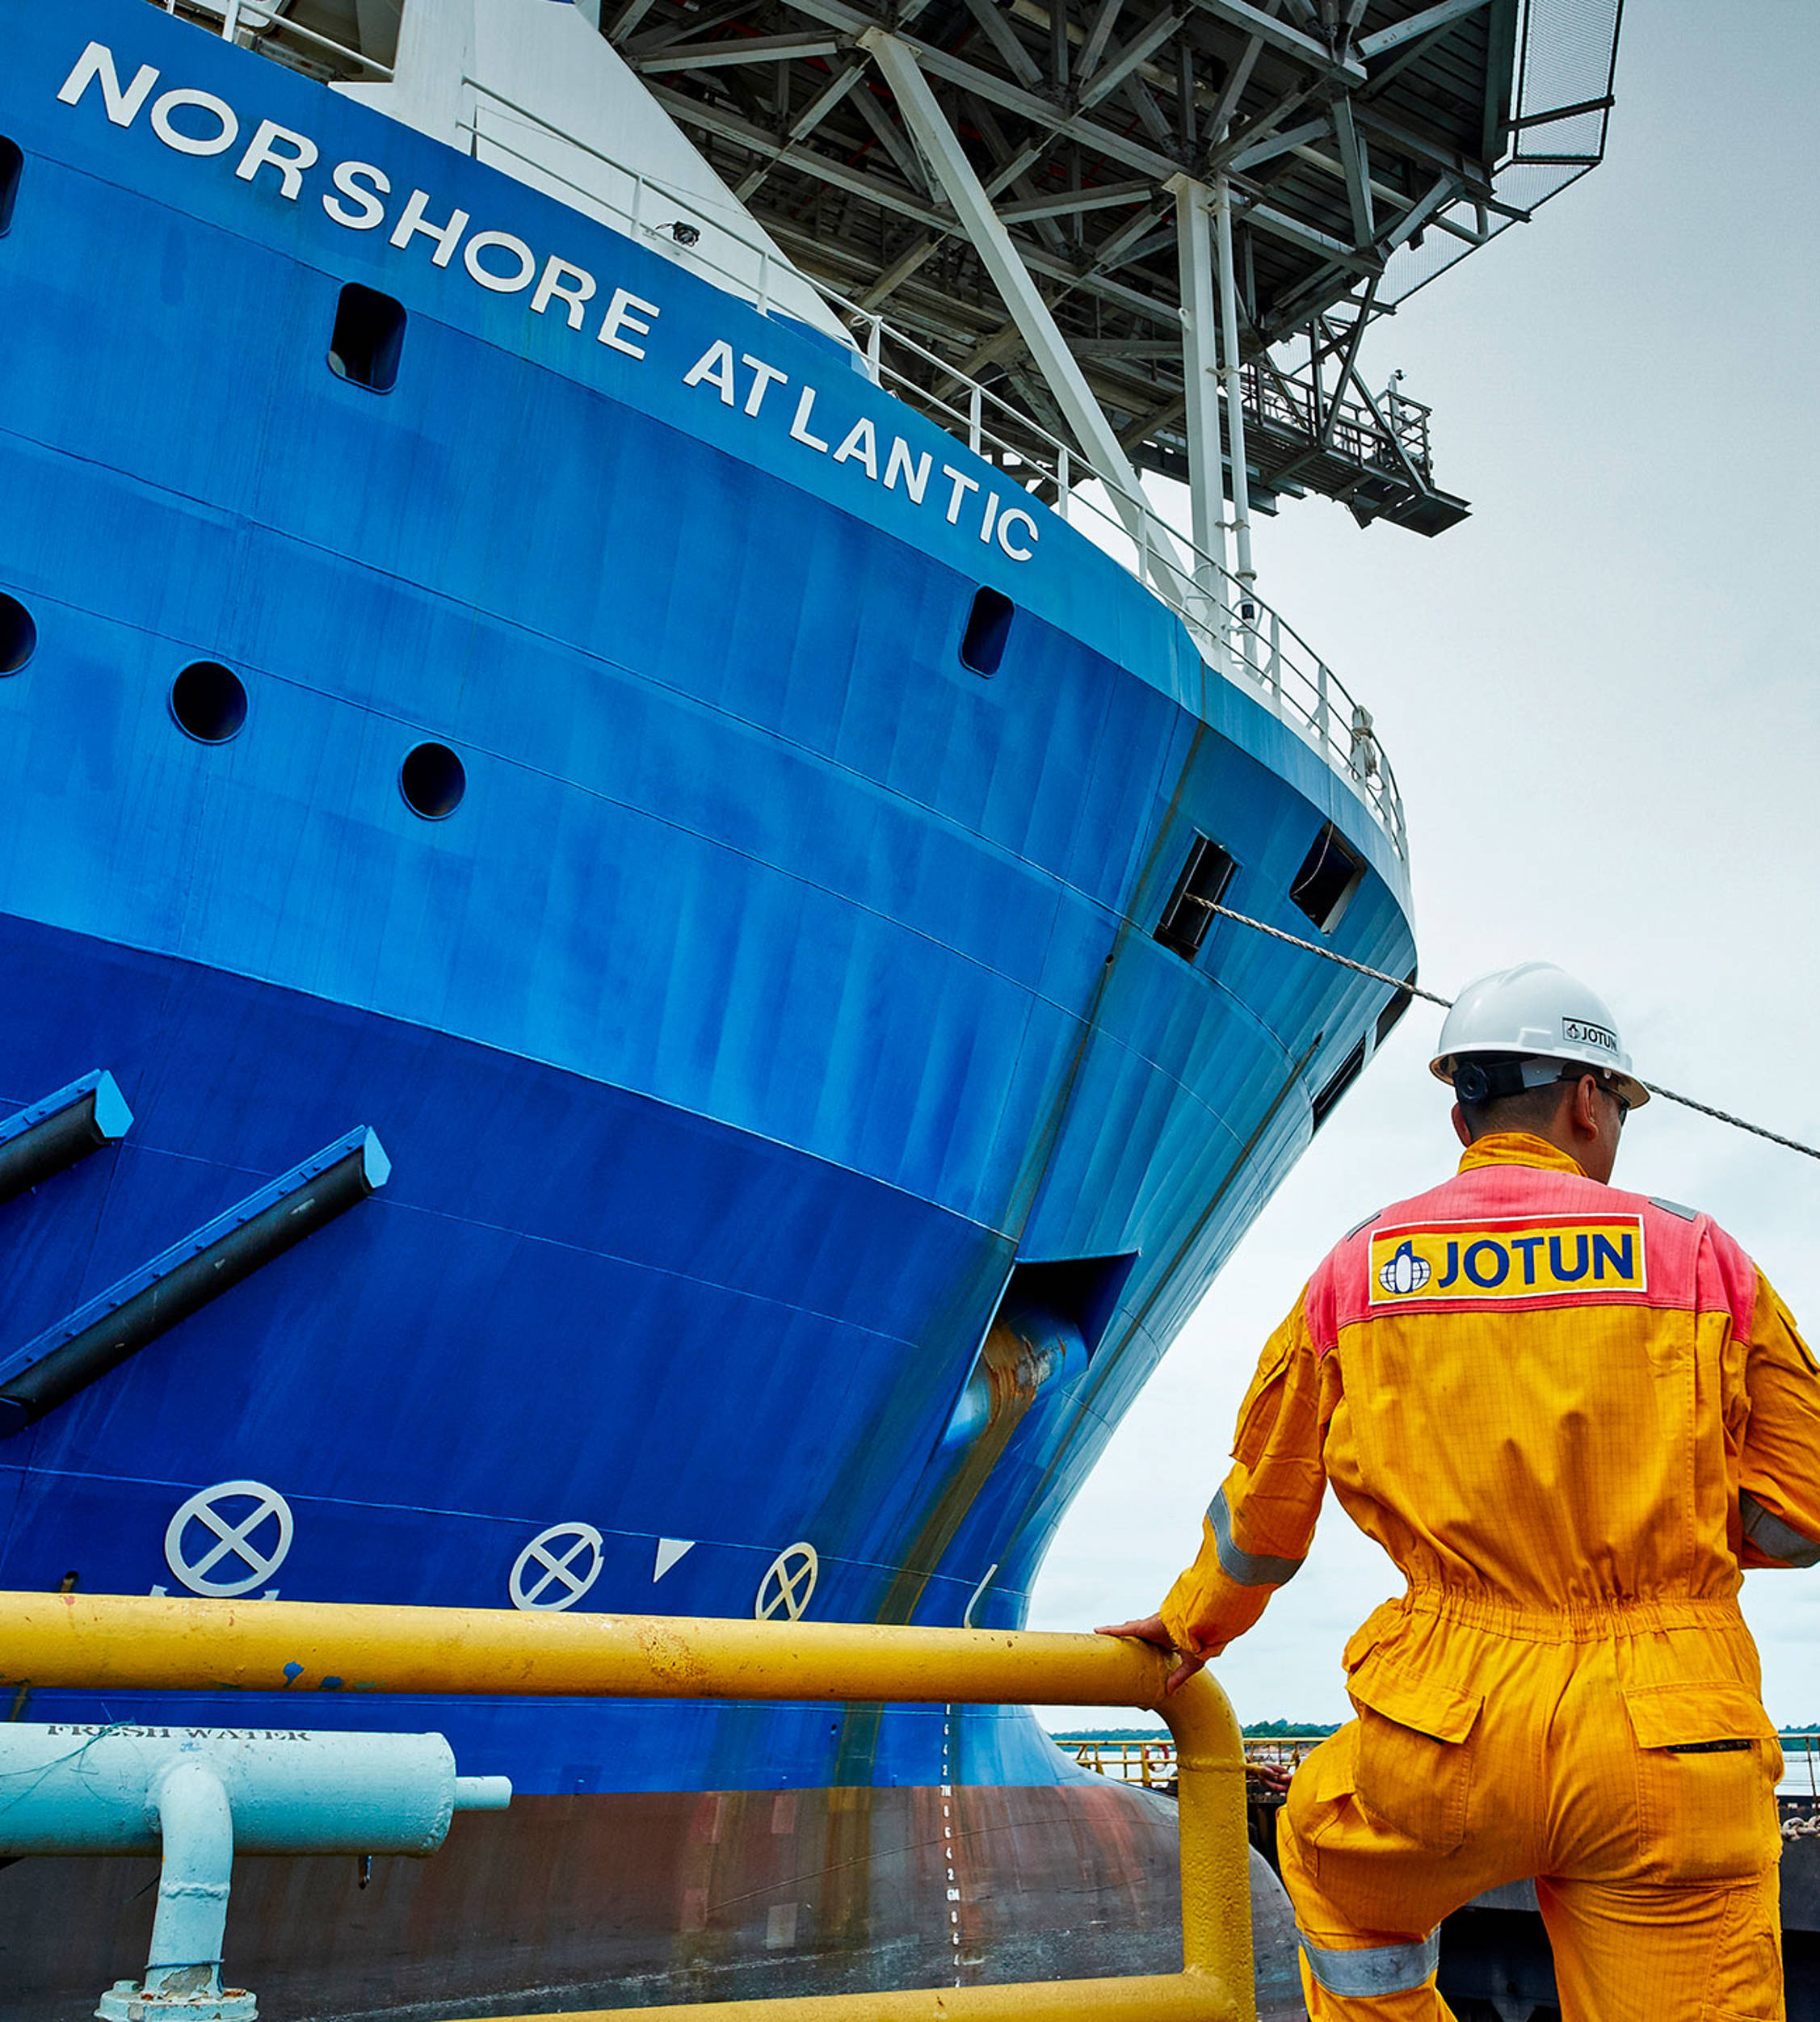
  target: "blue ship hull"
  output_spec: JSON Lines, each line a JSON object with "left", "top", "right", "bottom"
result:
{"left": 0, "top": 3, "right": 1411, "bottom": 2011}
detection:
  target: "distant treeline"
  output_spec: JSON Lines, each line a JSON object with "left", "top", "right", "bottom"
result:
{"left": 1051, "top": 1722, "right": 1341, "bottom": 1741}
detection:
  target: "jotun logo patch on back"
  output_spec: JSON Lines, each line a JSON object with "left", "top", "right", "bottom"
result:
{"left": 1368, "top": 1215, "right": 1647, "bottom": 1305}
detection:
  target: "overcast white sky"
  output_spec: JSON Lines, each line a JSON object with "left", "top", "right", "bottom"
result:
{"left": 1029, "top": 2, "right": 1820, "bottom": 1729}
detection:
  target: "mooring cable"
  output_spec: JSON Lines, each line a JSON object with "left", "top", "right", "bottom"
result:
{"left": 1201, "top": 902, "right": 1820, "bottom": 1167}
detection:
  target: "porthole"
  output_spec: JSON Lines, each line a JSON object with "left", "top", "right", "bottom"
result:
{"left": 1375, "top": 970, "right": 1418, "bottom": 1049}
{"left": 400, "top": 742, "right": 465, "bottom": 820}
{"left": 960, "top": 586, "right": 1013, "bottom": 676}
{"left": 1312, "top": 1037, "right": 1366, "bottom": 1133}
{"left": 329, "top": 282, "right": 406, "bottom": 393}
{"left": 0, "top": 591, "right": 36, "bottom": 675}
{"left": 170, "top": 660, "right": 248, "bottom": 743}
{"left": 0, "top": 137, "right": 22, "bottom": 238}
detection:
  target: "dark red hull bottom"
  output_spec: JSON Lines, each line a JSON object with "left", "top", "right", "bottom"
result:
{"left": 0, "top": 1782, "right": 1305, "bottom": 2020}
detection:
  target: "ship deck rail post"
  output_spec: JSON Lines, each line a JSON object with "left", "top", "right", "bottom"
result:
{"left": 0, "top": 1592, "right": 1257, "bottom": 2022}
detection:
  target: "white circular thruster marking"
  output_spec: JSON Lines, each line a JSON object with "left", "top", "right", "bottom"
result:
{"left": 754, "top": 1541, "right": 818, "bottom": 1621}
{"left": 509, "top": 1523, "right": 606, "bottom": 1611}
{"left": 164, "top": 1480, "right": 295, "bottom": 1598}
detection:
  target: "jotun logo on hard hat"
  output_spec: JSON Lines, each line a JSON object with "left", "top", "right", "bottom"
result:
{"left": 1368, "top": 1216, "right": 1647, "bottom": 1305}
{"left": 1562, "top": 1016, "right": 1619, "bottom": 1054}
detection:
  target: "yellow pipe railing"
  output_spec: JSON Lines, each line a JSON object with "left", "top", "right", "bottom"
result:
{"left": 0, "top": 1594, "right": 1254, "bottom": 2022}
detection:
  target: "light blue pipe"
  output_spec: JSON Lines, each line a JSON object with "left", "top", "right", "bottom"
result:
{"left": 0, "top": 1724, "right": 510, "bottom": 2020}
{"left": 144, "top": 1760, "right": 235, "bottom": 2006}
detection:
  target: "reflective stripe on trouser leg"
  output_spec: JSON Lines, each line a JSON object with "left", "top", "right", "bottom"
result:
{"left": 1301, "top": 1929, "right": 1440, "bottom": 1997}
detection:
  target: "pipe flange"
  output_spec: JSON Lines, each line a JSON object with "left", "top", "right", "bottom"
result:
{"left": 95, "top": 1980, "right": 257, "bottom": 2022}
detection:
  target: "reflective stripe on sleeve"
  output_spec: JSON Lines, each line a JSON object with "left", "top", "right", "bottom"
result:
{"left": 1300, "top": 1929, "right": 1440, "bottom": 1997}
{"left": 1742, "top": 1491, "right": 1820, "bottom": 1568}
{"left": 1208, "top": 1486, "right": 1304, "bottom": 1588}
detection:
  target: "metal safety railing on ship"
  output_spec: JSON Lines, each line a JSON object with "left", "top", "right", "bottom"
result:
{"left": 161, "top": 0, "right": 396, "bottom": 78}
{"left": 1070, "top": 1734, "right": 1330, "bottom": 1789}
{"left": 0, "top": 1593, "right": 1259, "bottom": 2022}
{"left": 1780, "top": 1734, "right": 1820, "bottom": 1800}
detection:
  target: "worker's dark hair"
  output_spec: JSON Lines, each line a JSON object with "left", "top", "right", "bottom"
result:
{"left": 1452, "top": 1054, "right": 1591, "bottom": 1140}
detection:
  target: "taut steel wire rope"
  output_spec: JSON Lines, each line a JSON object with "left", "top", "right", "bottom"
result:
{"left": 1200, "top": 903, "right": 1820, "bottom": 1167}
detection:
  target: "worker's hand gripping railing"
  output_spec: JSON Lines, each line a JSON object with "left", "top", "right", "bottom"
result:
{"left": 0, "top": 1595, "right": 1255, "bottom": 2022}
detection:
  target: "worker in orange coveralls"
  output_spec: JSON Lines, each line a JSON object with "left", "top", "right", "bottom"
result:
{"left": 1101, "top": 962, "right": 1820, "bottom": 2021}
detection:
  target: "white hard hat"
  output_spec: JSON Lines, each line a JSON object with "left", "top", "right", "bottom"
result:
{"left": 1429, "top": 961, "right": 1649, "bottom": 1108}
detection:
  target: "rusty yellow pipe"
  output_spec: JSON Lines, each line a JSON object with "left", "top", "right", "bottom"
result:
{"left": 0, "top": 1595, "right": 1254, "bottom": 2022}
{"left": 0, "top": 1595, "right": 1178, "bottom": 1702}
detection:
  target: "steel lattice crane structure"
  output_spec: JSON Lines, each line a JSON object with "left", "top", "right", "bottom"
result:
{"left": 601, "top": 0, "right": 1620, "bottom": 547}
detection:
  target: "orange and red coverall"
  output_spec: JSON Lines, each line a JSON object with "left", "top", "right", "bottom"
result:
{"left": 1158, "top": 1132, "right": 1820, "bottom": 2020}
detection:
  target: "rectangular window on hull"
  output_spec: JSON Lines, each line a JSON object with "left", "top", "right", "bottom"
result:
{"left": 1290, "top": 822, "right": 1364, "bottom": 932}
{"left": 1155, "top": 835, "right": 1237, "bottom": 960}
{"left": 0, "top": 138, "right": 22, "bottom": 238}
{"left": 960, "top": 587, "right": 1014, "bottom": 676}
{"left": 1375, "top": 971, "right": 1418, "bottom": 1049}
{"left": 1312, "top": 1037, "right": 1366, "bottom": 1132}
{"left": 329, "top": 282, "right": 406, "bottom": 393}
